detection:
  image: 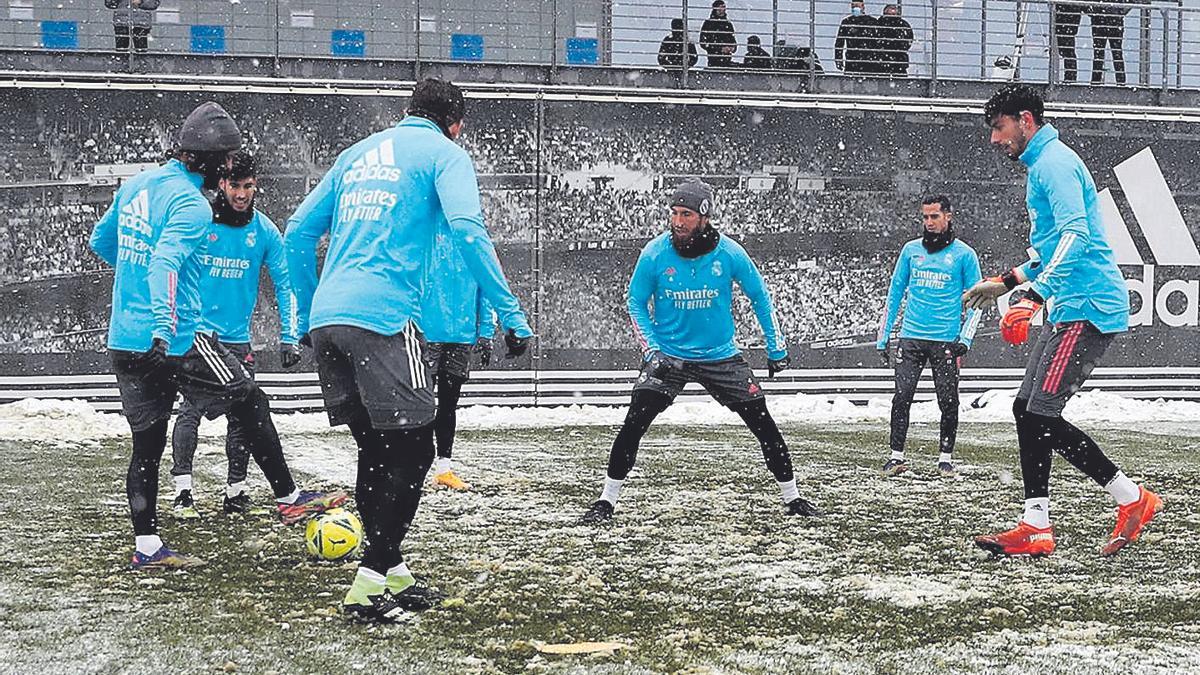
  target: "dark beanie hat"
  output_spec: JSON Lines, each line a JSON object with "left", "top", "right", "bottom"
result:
{"left": 408, "top": 78, "right": 466, "bottom": 135}
{"left": 177, "top": 102, "right": 241, "bottom": 153}
{"left": 670, "top": 180, "right": 714, "bottom": 216}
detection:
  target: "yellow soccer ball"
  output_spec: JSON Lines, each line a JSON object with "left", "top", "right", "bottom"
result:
{"left": 304, "top": 508, "right": 363, "bottom": 561}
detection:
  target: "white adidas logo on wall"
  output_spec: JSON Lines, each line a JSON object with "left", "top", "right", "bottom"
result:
{"left": 344, "top": 138, "right": 402, "bottom": 184}
{"left": 1101, "top": 147, "right": 1200, "bottom": 327}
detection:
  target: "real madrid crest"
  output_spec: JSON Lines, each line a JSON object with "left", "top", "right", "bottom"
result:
{"left": 245, "top": 230, "right": 257, "bottom": 248}
{"left": 712, "top": 260, "right": 722, "bottom": 277}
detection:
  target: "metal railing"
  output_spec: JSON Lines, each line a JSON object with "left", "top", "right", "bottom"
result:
{"left": 0, "top": 0, "right": 1192, "bottom": 89}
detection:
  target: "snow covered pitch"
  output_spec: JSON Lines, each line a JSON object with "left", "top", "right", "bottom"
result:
{"left": 0, "top": 392, "right": 1196, "bottom": 673}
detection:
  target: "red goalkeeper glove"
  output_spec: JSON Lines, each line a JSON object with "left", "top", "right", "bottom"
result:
{"left": 1000, "top": 289, "right": 1044, "bottom": 345}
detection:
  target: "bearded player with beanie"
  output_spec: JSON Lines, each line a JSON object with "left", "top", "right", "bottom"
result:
{"left": 964, "top": 84, "right": 1161, "bottom": 557}
{"left": 580, "top": 179, "right": 821, "bottom": 525}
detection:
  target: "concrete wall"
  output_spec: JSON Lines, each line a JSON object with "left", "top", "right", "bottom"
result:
{"left": 2, "top": 0, "right": 608, "bottom": 63}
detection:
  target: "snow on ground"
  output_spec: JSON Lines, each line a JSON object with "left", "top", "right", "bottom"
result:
{"left": 3, "top": 397, "right": 1198, "bottom": 672}
{"left": 2, "top": 389, "right": 1200, "bottom": 445}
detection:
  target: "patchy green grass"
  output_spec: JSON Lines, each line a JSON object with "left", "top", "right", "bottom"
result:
{"left": 2, "top": 421, "right": 1198, "bottom": 674}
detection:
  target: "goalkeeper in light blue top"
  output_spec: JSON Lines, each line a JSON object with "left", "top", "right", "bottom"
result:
{"left": 876, "top": 196, "right": 983, "bottom": 479}
{"left": 580, "top": 180, "right": 821, "bottom": 527}
{"left": 169, "top": 151, "right": 304, "bottom": 518}
{"left": 964, "top": 85, "right": 1156, "bottom": 559}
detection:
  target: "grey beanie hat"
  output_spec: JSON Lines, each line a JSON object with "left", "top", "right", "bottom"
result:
{"left": 670, "top": 179, "right": 714, "bottom": 216}
{"left": 177, "top": 102, "right": 242, "bottom": 152}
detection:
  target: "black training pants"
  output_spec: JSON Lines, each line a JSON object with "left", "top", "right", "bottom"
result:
{"left": 889, "top": 338, "right": 960, "bottom": 457}
{"left": 347, "top": 410, "right": 435, "bottom": 575}
{"left": 605, "top": 389, "right": 795, "bottom": 484}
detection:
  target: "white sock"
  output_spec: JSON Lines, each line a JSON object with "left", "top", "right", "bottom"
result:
{"left": 386, "top": 562, "right": 412, "bottom": 579}
{"left": 890, "top": 450, "right": 905, "bottom": 461}
{"left": 276, "top": 488, "right": 300, "bottom": 505}
{"left": 778, "top": 479, "right": 800, "bottom": 503}
{"left": 600, "top": 477, "right": 624, "bottom": 505}
{"left": 226, "top": 482, "right": 248, "bottom": 499}
{"left": 356, "top": 566, "right": 386, "bottom": 584}
{"left": 174, "top": 474, "right": 193, "bottom": 494}
{"left": 135, "top": 534, "right": 163, "bottom": 556}
{"left": 1105, "top": 472, "right": 1141, "bottom": 506}
{"left": 939, "top": 452, "right": 953, "bottom": 465}
{"left": 1021, "top": 498, "right": 1051, "bottom": 529}
{"left": 434, "top": 456, "right": 452, "bottom": 475}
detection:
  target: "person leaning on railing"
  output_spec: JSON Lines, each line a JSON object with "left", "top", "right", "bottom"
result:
{"left": 658, "top": 18, "right": 699, "bottom": 71}
{"left": 743, "top": 35, "right": 773, "bottom": 68}
{"left": 106, "top": 0, "right": 159, "bottom": 53}
{"left": 773, "top": 39, "right": 823, "bottom": 74}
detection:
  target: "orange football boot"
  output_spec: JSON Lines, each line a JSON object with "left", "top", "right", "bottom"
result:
{"left": 975, "top": 521, "right": 1056, "bottom": 557}
{"left": 1100, "top": 487, "right": 1163, "bottom": 557}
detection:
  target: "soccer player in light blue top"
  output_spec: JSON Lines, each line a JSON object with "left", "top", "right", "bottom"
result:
{"left": 580, "top": 179, "right": 820, "bottom": 525}
{"left": 420, "top": 227, "right": 498, "bottom": 492}
{"left": 964, "top": 84, "right": 1160, "bottom": 558}
{"left": 169, "top": 151, "right": 304, "bottom": 517}
{"left": 876, "top": 195, "right": 982, "bottom": 478}
{"left": 286, "top": 79, "right": 533, "bottom": 624}
{"left": 89, "top": 102, "right": 344, "bottom": 572}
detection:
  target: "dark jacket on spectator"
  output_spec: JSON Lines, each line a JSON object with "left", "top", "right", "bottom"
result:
{"left": 107, "top": 0, "right": 159, "bottom": 28}
{"left": 774, "top": 41, "right": 823, "bottom": 73}
{"left": 658, "top": 21, "right": 699, "bottom": 70}
{"left": 875, "top": 14, "right": 913, "bottom": 74}
{"left": 835, "top": 14, "right": 879, "bottom": 73}
{"left": 700, "top": 14, "right": 737, "bottom": 59}
{"left": 743, "top": 39, "right": 772, "bottom": 69}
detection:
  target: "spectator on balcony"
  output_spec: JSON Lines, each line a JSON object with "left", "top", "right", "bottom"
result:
{"left": 774, "top": 39, "right": 823, "bottom": 74}
{"left": 700, "top": 0, "right": 738, "bottom": 69}
{"left": 835, "top": 0, "right": 880, "bottom": 74}
{"left": 1088, "top": 1, "right": 1129, "bottom": 84}
{"left": 107, "top": 0, "right": 159, "bottom": 53}
{"left": 876, "top": 4, "right": 914, "bottom": 75}
{"left": 658, "top": 19, "right": 699, "bottom": 71}
{"left": 743, "top": 35, "right": 773, "bottom": 69}
{"left": 1053, "top": 2, "right": 1087, "bottom": 82}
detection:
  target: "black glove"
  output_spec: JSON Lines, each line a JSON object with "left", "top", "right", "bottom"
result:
{"left": 475, "top": 337, "right": 493, "bottom": 367}
{"left": 298, "top": 333, "right": 313, "bottom": 348}
{"left": 504, "top": 329, "right": 529, "bottom": 359}
{"left": 878, "top": 348, "right": 890, "bottom": 368}
{"left": 280, "top": 343, "right": 302, "bottom": 369}
{"left": 767, "top": 354, "right": 791, "bottom": 378}
{"left": 948, "top": 341, "right": 969, "bottom": 357}
{"left": 139, "top": 337, "right": 169, "bottom": 372}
